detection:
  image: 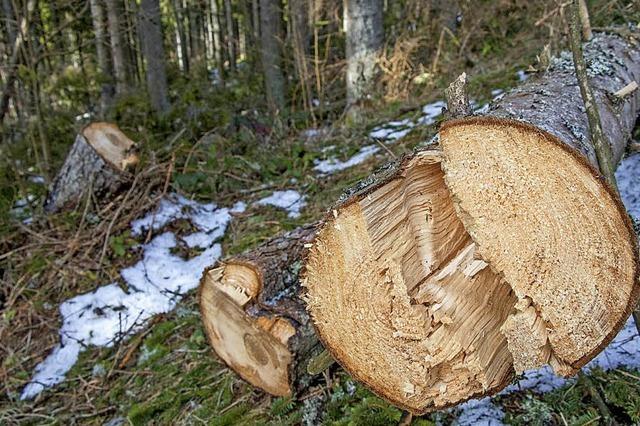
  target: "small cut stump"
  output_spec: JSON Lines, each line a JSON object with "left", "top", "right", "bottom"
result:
{"left": 44, "top": 122, "right": 138, "bottom": 213}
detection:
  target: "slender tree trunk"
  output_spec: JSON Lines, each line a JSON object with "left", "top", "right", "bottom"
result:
{"left": 259, "top": 0, "right": 285, "bottom": 113}
{"left": 2, "top": 0, "right": 16, "bottom": 47}
{"left": 290, "top": 0, "right": 313, "bottom": 118}
{"left": 344, "top": 0, "right": 384, "bottom": 112}
{"left": 0, "top": 0, "right": 35, "bottom": 124}
{"left": 188, "top": 0, "right": 202, "bottom": 64}
{"left": 139, "top": 0, "right": 170, "bottom": 114}
{"left": 224, "top": 0, "right": 236, "bottom": 70}
{"left": 210, "top": 0, "right": 224, "bottom": 75}
{"left": 90, "top": 0, "right": 114, "bottom": 114}
{"left": 105, "top": 0, "right": 129, "bottom": 94}
{"left": 171, "top": 0, "right": 189, "bottom": 73}
{"left": 251, "top": 0, "right": 259, "bottom": 44}
{"left": 124, "top": 0, "right": 143, "bottom": 85}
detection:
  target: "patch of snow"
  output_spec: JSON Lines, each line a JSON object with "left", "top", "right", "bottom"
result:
{"left": 455, "top": 398, "right": 505, "bottom": 426}
{"left": 130, "top": 195, "right": 244, "bottom": 236}
{"left": 417, "top": 100, "right": 446, "bottom": 126}
{"left": 616, "top": 153, "right": 640, "bottom": 218}
{"left": 313, "top": 145, "right": 381, "bottom": 175}
{"left": 29, "top": 175, "right": 45, "bottom": 185}
{"left": 516, "top": 69, "right": 528, "bottom": 81}
{"left": 21, "top": 195, "right": 245, "bottom": 400}
{"left": 303, "top": 128, "right": 320, "bottom": 138}
{"left": 255, "top": 190, "right": 306, "bottom": 218}
{"left": 369, "top": 126, "right": 412, "bottom": 141}
{"left": 491, "top": 89, "right": 504, "bottom": 97}
{"left": 75, "top": 112, "right": 92, "bottom": 121}
{"left": 474, "top": 103, "right": 490, "bottom": 114}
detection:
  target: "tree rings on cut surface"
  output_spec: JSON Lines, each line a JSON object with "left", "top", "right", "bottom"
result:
{"left": 199, "top": 264, "right": 296, "bottom": 396}
{"left": 302, "top": 118, "right": 639, "bottom": 414}
{"left": 199, "top": 224, "right": 322, "bottom": 397}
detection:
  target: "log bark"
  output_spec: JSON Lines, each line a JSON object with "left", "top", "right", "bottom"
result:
{"left": 303, "top": 31, "right": 640, "bottom": 414}
{"left": 199, "top": 223, "right": 325, "bottom": 396}
{"left": 44, "top": 122, "right": 138, "bottom": 213}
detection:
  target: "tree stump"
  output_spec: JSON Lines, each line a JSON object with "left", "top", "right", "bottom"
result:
{"left": 303, "top": 32, "right": 640, "bottom": 414}
{"left": 44, "top": 122, "right": 138, "bottom": 213}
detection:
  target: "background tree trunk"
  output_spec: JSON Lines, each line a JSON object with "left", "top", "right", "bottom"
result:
{"left": 259, "top": 0, "right": 286, "bottom": 113}
{"left": 90, "top": 0, "right": 114, "bottom": 115}
{"left": 290, "top": 0, "right": 313, "bottom": 116}
{"left": 344, "top": 0, "right": 384, "bottom": 111}
{"left": 105, "top": 0, "right": 129, "bottom": 94}
{"left": 139, "top": 0, "right": 170, "bottom": 114}
{"left": 223, "top": 0, "right": 237, "bottom": 71}
{"left": 2, "top": 0, "right": 16, "bottom": 47}
{"left": 209, "top": 0, "right": 225, "bottom": 77}
{"left": 0, "top": 0, "right": 35, "bottom": 124}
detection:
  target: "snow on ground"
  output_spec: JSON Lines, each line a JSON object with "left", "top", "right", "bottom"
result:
{"left": 21, "top": 188, "right": 311, "bottom": 399}
{"left": 255, "top": 190, "right": 307, "bottom": 218}
{"left": 455, "top": 152, "right": 640, "bottom": 424}
{"left": 314, "top": 145, "right": 381, "bottom": 175}
{"left": 21, "top": 195, "right": 245, "bottom": 400}
{"left": 313, "top": 99, "right": 446, "bottom": 175}
{"left": 315, "top": 95, "right": 508, "bottom": 176}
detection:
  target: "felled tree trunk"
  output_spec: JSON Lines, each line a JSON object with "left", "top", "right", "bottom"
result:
{"left": 303, "top": 32, "right": 640, "bottom": 414}
{"left": 199, "top": 223, "right": 325, "bottom": 396}
{"left": 44, "top": 122, "right": 138, "bottom": 213}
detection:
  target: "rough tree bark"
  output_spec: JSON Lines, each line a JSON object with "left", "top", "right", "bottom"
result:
{"left": 90, "top": 0, "right": 114, "bottom": 114}
{"left": 209, "top": 0, "right": 224, "bottom": 78}
{"left": 303, "top": 32, "right": 640, "bottom": 414}
{"left": 290, "top": 0, "right": 312, "bottom": 113}
{"left": 44, "top": 123, "right": 139, "bottom": 213}
{"left": 0, "top": 0, "right": 35, "bottom": 124}
{"left": 344, "top": 0, "right": 384, "bottom": 112}
{"left": 223, "top": 0, "right": 236, "bottom": 71}
{"left": 259, "top": 0, "right": 286, "bottom": 113}
{"left": 138, "top": 0, "right": 170, "bottom": 114}
{"left": 2, "top": 0, "right": 16, "bottom": 47}
{"left": 105, "top": 0, "right": 129, "bottom": 94}
{"left": 199, "top": 224, "right": 325, "bottom": 396}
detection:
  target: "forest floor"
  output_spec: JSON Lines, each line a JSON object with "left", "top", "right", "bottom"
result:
{"left": 4, "top": 84, "right": 640, "bottom": 425}
{"left": 3, "top": 3, "right": 640, "bottom": 425}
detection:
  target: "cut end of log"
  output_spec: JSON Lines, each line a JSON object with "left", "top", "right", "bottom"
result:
{"left": 82, "top": 122, "right": 138, "bottom": 171}
{"left": 303, "top": 117, "right": 639, "bottom": 414}
{"left": 199, "top": 263, "right": 296, "bottom": 396}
